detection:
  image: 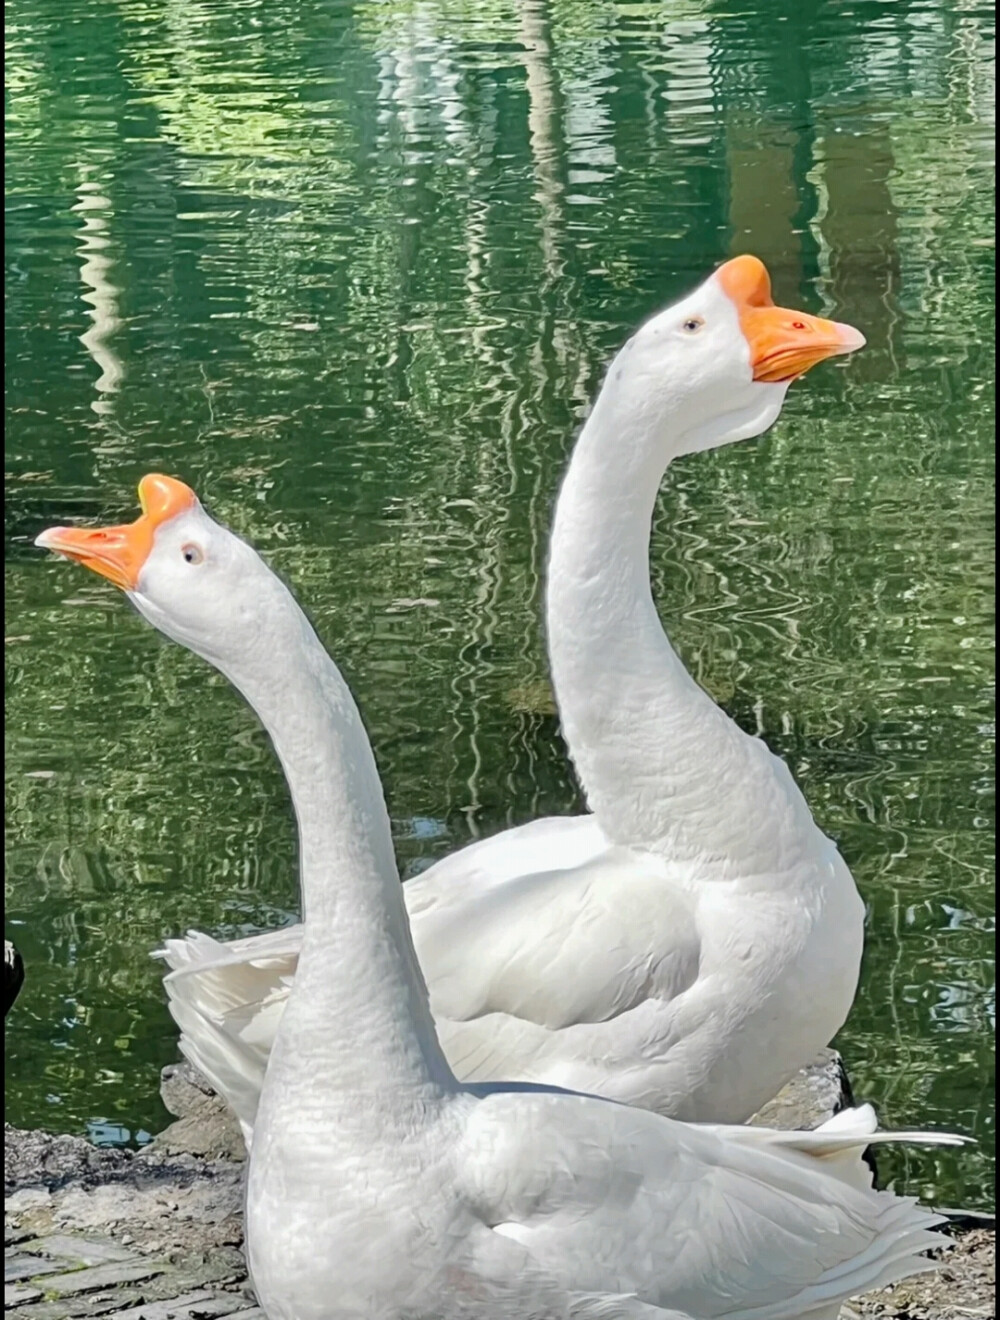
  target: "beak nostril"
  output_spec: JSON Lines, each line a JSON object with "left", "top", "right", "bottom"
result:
{"left": 792, "top": 321, "right": 807, "bottom": 331}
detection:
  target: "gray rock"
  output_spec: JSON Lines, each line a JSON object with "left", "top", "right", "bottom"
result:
{"left": 106, "top": 1292, "right": 254, "bottom": 1319}
{"left": 749, "top": 1048, "right": 852, "bottom": 1130}
{"left": 4, "top": 1125, "right": 248, "bottom": 1320}
{"left": 5, "top": 1283, "right": 43, "bottom": 1307}
{"left": 23, "top": 1234, "right": 137, "bottom": 1266}
{"left": 5, "top": 1254, "right": 67, "bottom": 1282}
{"left": 3, "top": 1126, "right": 244, "bottom": 1253}
{"left": 3, "top": 1127, "right": 131, "bottom": 1195}
{"left": 151, "top": 1065, "right": 245, "bottom": 1163}
{"left": 159, "top": 1063, "right": 219, "bottom": 1121}
{"left": 40, "top": 1259, "right": 168, "bottom": 1299}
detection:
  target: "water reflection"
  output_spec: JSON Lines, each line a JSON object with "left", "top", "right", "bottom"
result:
{"left": 73, "top": 178, "right": 125, "bottom": 413}
{"left": 4, "top": 0, "right": 994, "bottom": 1208}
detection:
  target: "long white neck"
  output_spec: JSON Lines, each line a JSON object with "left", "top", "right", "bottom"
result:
{"left": 210, "top": 588, "right": 453, "bottom": 1102}
{"left": 546, "top": 382, "right": 814, "bottom": 875}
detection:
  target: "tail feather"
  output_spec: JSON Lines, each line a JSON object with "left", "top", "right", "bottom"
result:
{"left": 165, "top": 988, "right": 263, "bottom": 1145}
{"left": 718, "top": 1193, "right": 950, "bottom": 1320}
{"left": 707, "top": 1108, "right": 965, "bottom": 1318}
{"left": 154, "top": 928, "right": 296, "bottom": 1147}
{"left": 715, "top": 1105, "right": 969, "bottom": 1203}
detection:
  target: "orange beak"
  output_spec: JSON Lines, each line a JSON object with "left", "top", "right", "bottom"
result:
{"left": 717, "top": 255, "right": 866, "bottom": 383}
{"left": 35, "top": 474, "right": 197, "bottom": 591}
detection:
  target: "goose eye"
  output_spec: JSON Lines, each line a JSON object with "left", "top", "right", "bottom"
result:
{"left": 682, "top": 317, "right": 704, "bottom": 334}
{"left": 181, "top": 543, "right": 204, "bottom": 566}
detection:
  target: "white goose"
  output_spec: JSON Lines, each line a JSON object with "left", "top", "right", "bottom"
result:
{"left": 39, "top": 477, "right": 962, "bottom": 1320}
{"left": 157, "top": 256, "right": 866, "bottom": 1144}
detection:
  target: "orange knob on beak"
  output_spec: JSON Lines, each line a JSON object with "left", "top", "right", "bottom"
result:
{"left": 717, "top": 256, "right": 866, "bottom": 383}
{"left": 35, "top": 474, "right": 197, "bottom": 590}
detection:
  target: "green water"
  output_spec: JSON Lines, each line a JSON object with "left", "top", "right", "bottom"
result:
{"left": 4, "top": 0, "right": 994, "bottom": 1208}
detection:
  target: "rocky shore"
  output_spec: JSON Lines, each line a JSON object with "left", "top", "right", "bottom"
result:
{"left": 5, "top": 1052, "right": 993, "bottom": 1320}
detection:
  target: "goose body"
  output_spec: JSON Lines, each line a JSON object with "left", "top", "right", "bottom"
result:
{"left": 165, "top": 812, "right": 859, "bottom": 1139}
{"left": 158, "top": 257, "right": 865, "bottom": 1143}
{"left": 38, "top": 470, "right": 964, "bottom": 1320}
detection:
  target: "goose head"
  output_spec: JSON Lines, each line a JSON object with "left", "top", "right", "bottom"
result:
{"left": 36, "top": 475, "right": 289, "bottom": 670}
{"left": 595, "top": 254, "right": 865, "bottom": 462}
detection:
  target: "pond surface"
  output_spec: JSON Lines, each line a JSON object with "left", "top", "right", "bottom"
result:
{"left": 5, "top": 0, "right": 995, "bottom": 1207}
